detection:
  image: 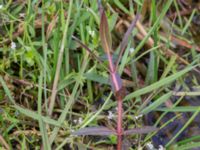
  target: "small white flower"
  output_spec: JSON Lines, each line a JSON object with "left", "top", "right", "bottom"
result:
{"left": 129, "top": 47, "right": 135, "bottom": 53}
{"left": 88, "top": 30, "right": 95, "bottom": 37}
{"left": 11, "top": 42, "right": 16, "bottom": 50}
{"left": 19, "top": 13, "right": 25, "bottom": 18}
{"left": 70, "top": 129, "right": 78, "bottom": 137}
{"left": 73, "top": 119, "right": 78, "bottom": 123}
{"left": 134, "top": 114, "right": 143, "bottom": 120}
{"left": 78, "top": 117, "right": 83, "bottom": 124}
{"left": 146, "top": 142, "right": 154, "bottom": 150}
{"left": 107, "top": 111, "right": 114, "bottom": 120}
{"left": 0, "top": 5, "right": 3, "bottom": 9}
{"left": 158, "top": 145, "right": 165, "bottom": 150}
{"left": 73, "top": 118, "right": 83, "bottom": 124}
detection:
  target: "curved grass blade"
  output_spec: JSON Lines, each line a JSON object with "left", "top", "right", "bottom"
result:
{"left": 124, "top": 65, "right": 197, "bottom": 101}
{"left": 0, "top": 76, "right": 61, "bottom": 127}
{"left": 166, "top": 106, "right": 200, "bottom": 147}
{"left": 72, "top": 126, "right": 116, "bottom": 136}
{"left": 176, "top": 141, "right": 200, "bottom": 150}
{"left": 140, "top": 92, "right": 172, "bottom": 115}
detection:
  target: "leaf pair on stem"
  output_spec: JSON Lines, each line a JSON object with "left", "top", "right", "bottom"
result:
{"left": 72, "top": 1, "right": 157, "bottom": 149}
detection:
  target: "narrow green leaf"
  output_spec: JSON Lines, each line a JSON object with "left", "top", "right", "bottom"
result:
{"left": 124, "top": 65, "right": 196, "bottom": 100}
{"left": 166, "top": 106, "right": 200, "bottom": 146}
{"left": 14, "top": 105, "right": 61, "bottom": 126}
{"left": 81, "top": 92, "right": 112, "bottom": 128}
{"left": 0, "top": 76, "right": 60, "bottom": 127}
{"left": 38, "top": 117, "right": 51, "bottom": 150}
{"left": 113, "top": 0, "right": 129, "bottom": 14}
{"left": 156, "top": 106, "right": 199, "bottom": 112}
{"left": 177, "top": 142, "right": 200, "bottom": 150}
{"left": 84, "top": 72, "right": 109, "bottom": 85}
{"left": 37, "top": 72, "right": 50, "bottom": 150}
{"left": 0, "top": 76, "right": 16, "bottom": 104}
{"left": 160, "top": 55, "right": 177, "bottom": 79}
{"left": 181, "top": 9, "right": 197, "bottom": 35}
{"left": 129, "top": 0, "right": 174, "bottom": 60}
{"left": 141, "top": 92, "right": 172, "bottom": 114}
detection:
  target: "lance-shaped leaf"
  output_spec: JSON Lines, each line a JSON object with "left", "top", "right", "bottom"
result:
{"left": 123, "top": 126, "right": 157, "bottom": 135}
{"left": 99, "top": 6, "right": 122, "bottom": 92}
{"left": 71, "top": 126, "right": 116, "bottom": 136}
{"left": 99, "top": 6, "right": 112, "bottom": 54}
{"left": 99, "top": 7, "right": 114, "bottom": 72}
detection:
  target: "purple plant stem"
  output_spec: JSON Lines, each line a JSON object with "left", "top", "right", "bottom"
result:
{"left": 116, "top": 88, "right": 126, "bottom": 150}
{"left": 117, "top": 96, "right": 123, "bottom": 150}
{"left": 98, "top": 1, "right": 125, "bottom": 148}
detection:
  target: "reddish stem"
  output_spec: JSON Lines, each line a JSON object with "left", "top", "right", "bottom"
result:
{"left": 117, "top": 97, "right": 123, "bottom": 150}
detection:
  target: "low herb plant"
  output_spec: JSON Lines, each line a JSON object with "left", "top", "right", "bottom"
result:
{"left": 72, "top": 2, "right": 157, "bottom": 149}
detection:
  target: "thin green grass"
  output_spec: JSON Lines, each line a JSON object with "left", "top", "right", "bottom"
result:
{"left": 125, "top": 65, "right": 197, "bottom": 101}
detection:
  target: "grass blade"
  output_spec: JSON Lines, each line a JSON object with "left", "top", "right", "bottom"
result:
{"left": 129, "top": 0, "right": 174, "bottom": 59}
{"left": 125, "top": 65, "right": 196, "bottom": 100}
{"left": 166, "top": 106, "right": 200, "bottom": 147}
{"left": 140, "top": 92, "right": 172, "bottom": 115}
{"left": 0, "top": 76, "right": 60, "bottom": 127}
{"left": 48, "top": 0, "right": 74, "bottom": 116}
{"left": 37, "top": 73, "right": 50, "bottom": 150}
{"left": 156, "top": 106, "right": 200, "bottom": 112}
